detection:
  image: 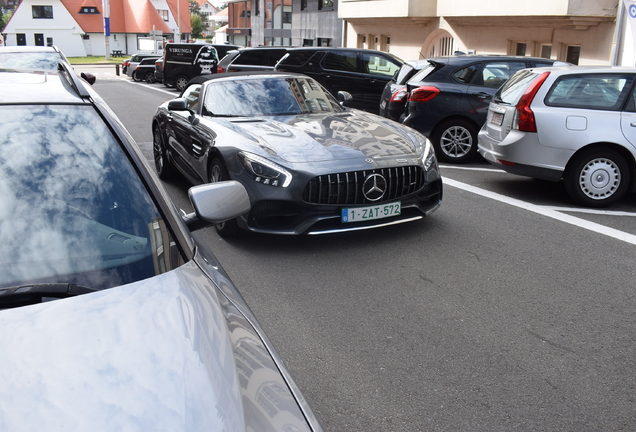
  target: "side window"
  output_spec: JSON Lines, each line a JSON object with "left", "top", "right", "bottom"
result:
{"left": 360, "top": 53, "right": 401, "bottom": 77}
{"left": 265, "top": 50, "right": 288, "bottom": 66}
{"left": 182, "top": 84, "right": 202, "bottom": 111}
{"left": 453, "top": 64, "right": 479, "bottom": 84}
{"left": 322, "top": 51, "right": 359, "bottom": 72}
{"left": 236, "top": 50, "right": 268, "bottom": 65}
{"left": 546, "top": 74, "right": 633, "bottom": 110}
{"left": 479, "top": 62, "right": 527, "bottom": 88}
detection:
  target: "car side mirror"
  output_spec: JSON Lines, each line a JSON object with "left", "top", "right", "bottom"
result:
{"left": 81, "top": 72, "right": 96, "bottom": 85}
{"left": 337, "top": 91, "right": 352, "bottom": 106}
{"left": 168, "top": 98, "right": 189, "bottom": 111}
{"left": 183, "top": 181, "right": 251, "bottom": 231}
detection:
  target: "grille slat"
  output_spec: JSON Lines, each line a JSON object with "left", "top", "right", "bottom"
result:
{"left": 303, "top": 166, "right": 426, "bottom": 205}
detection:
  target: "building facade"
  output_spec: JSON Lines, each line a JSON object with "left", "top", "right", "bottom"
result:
{"left": 224, "top": 0, "right": 343, "bottom": 47}
{"left": 338, "top": 0, "right": 633, "bottom": 65}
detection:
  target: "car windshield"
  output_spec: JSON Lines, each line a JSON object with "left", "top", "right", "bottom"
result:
{"left": 202, "top": 76, "right": 344, "bottom": 116}
{"left": 0, "top": 52, "right": 63, "bottom": 70}
{"left": 0, "top": 105, "right": 182, "bottom": 291}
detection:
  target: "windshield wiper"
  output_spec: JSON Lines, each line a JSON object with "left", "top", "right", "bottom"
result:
{"left": 0, "top": 283, "right": 98, "bottom": 309}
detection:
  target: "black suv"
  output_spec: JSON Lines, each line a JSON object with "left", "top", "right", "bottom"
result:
{"left": 401, "top": 55, "right": 561, "bottom": 163}
{"left": 275, "top": 47, "right": 403, "bottom": 114}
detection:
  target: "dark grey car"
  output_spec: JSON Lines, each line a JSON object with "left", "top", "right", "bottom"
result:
{"left": 152, "top": 71, "right": 442, "bottom": 237}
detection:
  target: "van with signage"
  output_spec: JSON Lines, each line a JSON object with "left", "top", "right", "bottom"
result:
{"left": 162, "top": 43, "right": 221, "bottom": 92}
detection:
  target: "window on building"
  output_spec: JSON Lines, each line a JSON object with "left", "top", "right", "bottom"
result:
{"left": 82, "top": 34, "right": 90, "bottom": 40}
{"left": 317, "top": 38, "right": 332, "bottom": 47}
{"left": 32, "top": 5, "right": 53, "bottom": 18}
{"left": 303, "top": 39, "right": 313, "bottom": 46}
{"left": 255, "top": 0, "right": 260, "bottom": 16}
{"left": 319, "top": 0, "right": 334, "bottom": 10}
{"left": 300, "top": 0, "right": 307, "bottom": 10}
{"left": 79, "top": 6, "right": 99, "bottom": 13}
{"left": 34, "top": 33, "right": 44, "bottom": 46}
{"left": 46, "top": 37, "right": 53, "bottom": 47}
{"left": 158, "top": 10, "right": 169, "bottom": 21}
{"left": 17, "top": 34, "right": 26, "bottom": 45}
{"left": 566, "top": 45, "right": 580, "bottom": 65}
{"left": 540, "top": 45, "right": 552, "bottom": 59}
{"left": 515, "top": 42, "right": 526, "bottom": 56}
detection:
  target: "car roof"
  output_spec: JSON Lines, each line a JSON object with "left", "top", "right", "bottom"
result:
{"left": 186, "top": 70, "right": 309, "bottom": 85}
{"left": 426, "top": 54, "right": 559, "bottom": 65}
{"left": 0, "top": 68, "right": 90, "bottom": 104}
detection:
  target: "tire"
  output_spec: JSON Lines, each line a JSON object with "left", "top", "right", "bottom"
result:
{"left": 208, "top": 158, "right": 243, "bottom": 237}
{"left": 175, "top": 75, "right": 190, "bottom": 92}
{"left": 144, "top": 72, "right": 155, "bottom": 83}
{"left": 132, "top": 71, "right": 141, "bottom": 82}
{"left": 564, "top": 148, "right": 630, "bottom": 207}
{"left": 153, "top": 124, "right": 177, "bottom": 179}
{"left": 431, "top": 119, "right": 479, "bottom": 163}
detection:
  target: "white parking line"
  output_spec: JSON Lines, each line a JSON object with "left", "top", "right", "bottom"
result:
{"left": 443, "top": 177, "right": 636, "bottom": 246}
{"left": 440, "top": 164, "right": 505, "bottom": 173}
{"left": 124, "top": 79, "right": 175, "bottom": 95}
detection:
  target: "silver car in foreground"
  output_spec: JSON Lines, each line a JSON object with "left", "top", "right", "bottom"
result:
{"left": 0, "top": 65, "right": 323, "bottom": 431}
{"left": 478, "top": 65, "right": 636, "bottom": 207}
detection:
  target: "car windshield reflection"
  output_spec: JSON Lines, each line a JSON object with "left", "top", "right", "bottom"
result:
{"left": 0, "top": 53, "right": 63, "bottom": 70}
{"left": 202, "top": 77, "right": 344, "bottom": 117}
{"left": 0, "top": 105, "right": 181, "bottom": 290}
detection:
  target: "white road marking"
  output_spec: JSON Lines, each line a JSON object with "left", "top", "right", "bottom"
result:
{"left": 124, "top": 79, "right": 175, "bottom": 95}
{"left": 443, "top": 177, "right": 636, "bottom": 246}
{"left": 440, "top": 164, "right": 505, "bottom": 173}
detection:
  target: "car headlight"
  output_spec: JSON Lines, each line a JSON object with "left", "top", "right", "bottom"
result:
{"left": 421, "top": 138, "right": 437, "bottom": 171}
{"left": 238, "top": 151, "right": 292, "bottom": 187}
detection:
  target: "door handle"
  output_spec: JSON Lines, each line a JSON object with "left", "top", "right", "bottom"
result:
{"left": 631, "top": 122, "right": 636, "bottom": 127}
{"left": 472, "top": 92, "right": 491, "bottom": 99}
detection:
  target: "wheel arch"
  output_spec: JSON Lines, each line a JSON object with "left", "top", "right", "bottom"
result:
{"left": 565, "top": 142, "right": 636, "bottom": 192}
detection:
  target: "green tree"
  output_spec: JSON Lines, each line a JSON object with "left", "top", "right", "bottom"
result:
{"left": 190, "top": 13, "right": 205, "bottom": 39}
{"left": 189, "top": 0, "right": 202, "bottom": 17}
{"left": 0, "top": 10, "right": 7, "bottom": 33}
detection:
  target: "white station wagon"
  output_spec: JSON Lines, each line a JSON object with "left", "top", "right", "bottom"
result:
{"left": 478, "top": 66, "right": 636, "bottom": 207}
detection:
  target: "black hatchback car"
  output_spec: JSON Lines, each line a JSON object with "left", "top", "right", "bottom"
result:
{"left": 401, "top": 55, "right": 561, "bottom": 163}
{"left": 275, "top": 47, "right": 403, "bottom": 114}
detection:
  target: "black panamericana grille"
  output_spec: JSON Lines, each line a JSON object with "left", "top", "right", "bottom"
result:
{"left": 302, "top": 166, "right": 425, "bottom": 205}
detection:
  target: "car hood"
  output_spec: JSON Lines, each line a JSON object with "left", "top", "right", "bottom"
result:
{"left": 213, "top": 109, "right": 424, "bottom": 164}
{"left": 0, "top": 261, "right": 311, "bottom": 432}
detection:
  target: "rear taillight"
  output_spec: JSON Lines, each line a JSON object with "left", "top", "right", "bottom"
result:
{"left": 389, "top": 88, "right": 408, "bottom": 103}
{"left": 515, "top": 71, "right": 550, "bottom": 133}
{"left": 407, "top": 86, "right": 440, "bottom": 103}
{"left": 217, "top": 66, "right": 225, "bottom": 73}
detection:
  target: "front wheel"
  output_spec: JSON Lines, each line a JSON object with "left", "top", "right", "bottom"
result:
{"left": 209, "top": 158, "right": 243, "bottom": 237}
{"left": 175, "top": 75, "right": 190, "bottom": 92}
{"left": 431, "top": 119, "right": 479, "bottom": 163}
{"left": 564, "top": 148, "right": 629, "bottom": 207}
{"left": 153, "top": 125, "right": 177, "bottom": 179}
{"left": 144, "top": 72, "right": 155, "bottom": 83}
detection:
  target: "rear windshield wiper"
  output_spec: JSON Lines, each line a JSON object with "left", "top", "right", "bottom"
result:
{"left": 0, "top": 283, "right": 98, "bottom": 309}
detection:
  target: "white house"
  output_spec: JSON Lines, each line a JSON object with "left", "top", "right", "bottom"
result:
{"left": 3, "top": 0, "right": 192, "bottom": 57}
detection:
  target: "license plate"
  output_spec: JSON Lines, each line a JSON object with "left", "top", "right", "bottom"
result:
{"left": 491, "top": 112, "right": 504, "bottom": 126}
{"left": 341, "top": 202, "right": 401, "bottom": 223}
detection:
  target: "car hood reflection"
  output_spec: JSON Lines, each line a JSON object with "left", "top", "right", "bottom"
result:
{"left": 217, "top": 110, "right": 421, "bottom": 164}
{"left": 0, "top": 260, "right": 311, "bottom": 432}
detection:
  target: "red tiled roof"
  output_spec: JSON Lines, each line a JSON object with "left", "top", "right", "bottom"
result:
{"left": 59, "top": 0, "right": 189, "bottom": 34}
